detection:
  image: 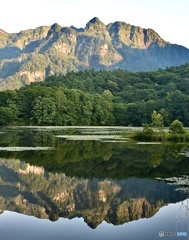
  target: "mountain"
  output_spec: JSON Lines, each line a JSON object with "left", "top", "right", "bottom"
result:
{"left": 0, "top": 17, "right": 189, "bottom": 90}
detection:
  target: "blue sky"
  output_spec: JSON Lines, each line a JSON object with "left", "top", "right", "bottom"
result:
{"left": 1, "top": 0, "right": 189, "bottom": 48}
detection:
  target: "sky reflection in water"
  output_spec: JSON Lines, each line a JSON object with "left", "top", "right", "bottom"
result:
{"left": 0, "top": 200, "right": 188, "bottom": 240}
{"left": 0, "top": 127, "right": 188, "bottom": 240}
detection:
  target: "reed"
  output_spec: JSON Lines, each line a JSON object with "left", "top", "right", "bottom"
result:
{"left": 132, "top": 128, "right": 189, "bottom": 142}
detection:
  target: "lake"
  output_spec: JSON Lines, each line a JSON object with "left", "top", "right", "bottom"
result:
{"left": 0, "top": 126, "right": 188, "bottom": 240}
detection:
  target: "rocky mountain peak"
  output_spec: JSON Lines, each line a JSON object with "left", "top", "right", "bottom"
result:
{"left": 85, "top": 17, "right": 107, "bottom": 31}
{"left": 0, "top": 29, "right": 9, "bottom": 48}
{"left": 0, "top": 29, "right": 8, "bottom": 36}
{"left": 88, "top": 17, "right": 103, "bottom": 24}
{"left": 0, "top": 17, "right": 189, "bottom": 90}
{"left": 107, "top": 21, "right": 166, "bottom": 49}
{"left": 49, "top": 23, "right": 62, "bottom": 33}
{"left": 143, "top": 28, "right": 166, "bottom": 46}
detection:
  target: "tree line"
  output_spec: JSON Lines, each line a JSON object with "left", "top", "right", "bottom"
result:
{"left": 0, "top": 63, "right": 189, "bottom": 126}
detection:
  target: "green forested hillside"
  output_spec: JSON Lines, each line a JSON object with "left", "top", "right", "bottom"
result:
{"left": 0, "top": 63, "right": 189, "bottom": 126}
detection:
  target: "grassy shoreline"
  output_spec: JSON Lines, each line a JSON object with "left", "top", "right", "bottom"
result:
{"left": 131, "top": 129, "right": 189, "bottom": 142}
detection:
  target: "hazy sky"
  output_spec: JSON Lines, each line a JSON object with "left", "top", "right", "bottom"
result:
{"left": 1, "top": 0, "right": 189, "bottom": 48}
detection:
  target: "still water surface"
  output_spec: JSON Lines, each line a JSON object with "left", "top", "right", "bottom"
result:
{"left": 0, "top": 126, "right": 188, "bottom": 240}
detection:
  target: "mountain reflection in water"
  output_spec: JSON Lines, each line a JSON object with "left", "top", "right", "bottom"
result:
{"left": 0, "top": 127, "right": 188, "bottom": 239}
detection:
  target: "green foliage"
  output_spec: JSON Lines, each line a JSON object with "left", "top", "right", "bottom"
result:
{"left": 169, "top": 120, "right": 185, "bottom": 134}
{"left": 0, "top": 65, "right": 189, "bottom": 126}
{"left": 134, "top": 126, "right": 155, "bottom": 141}
{"left": 133, "top": 118, "right": 189, "bottom": 142}
{"left": 151, "top": 110, "right": 164, "bottom": 129}
{"left": 143, "top": 125, "right": 154, "bottom": 136}
{"left": 31, "top": 96, "right": 57, "bottom": 125}
{"left": 0, "top": 99, "right": 19, "bottom": 125}
{"left": 133, "top": 129, "right": 189, "bottom": 142}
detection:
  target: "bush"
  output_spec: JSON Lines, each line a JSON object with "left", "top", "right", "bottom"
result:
{"left": 169, "top": 120, "right": 185, "bottom": 134}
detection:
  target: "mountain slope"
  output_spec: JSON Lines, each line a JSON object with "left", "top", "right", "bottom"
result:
{"left": 0, "top": 17, "right": 189, "bottom": 90}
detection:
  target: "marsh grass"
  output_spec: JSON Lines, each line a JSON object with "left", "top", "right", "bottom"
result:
{"left": 123, "top": 128, "right": 189, "bottom": 142}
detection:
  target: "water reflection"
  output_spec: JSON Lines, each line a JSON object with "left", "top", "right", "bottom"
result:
{"left": 0, "top": 200, "right": 188, "bottom": 240}
{"left": 0, "top": 158, "right": 188, "bottom": 228}
{"left": 0, "top": 127, "right": 189, "bottom": 179}
{"left": 0, "top": 127, "right": 188, "bottom": 239}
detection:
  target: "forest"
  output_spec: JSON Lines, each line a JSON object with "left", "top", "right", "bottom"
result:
{"left": 0, "top": 63, "right": 189, "bottom": 126}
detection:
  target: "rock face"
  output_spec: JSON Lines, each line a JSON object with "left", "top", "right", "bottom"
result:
{"left": 0, "top": 17, "right": 189, "bottom": 90}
